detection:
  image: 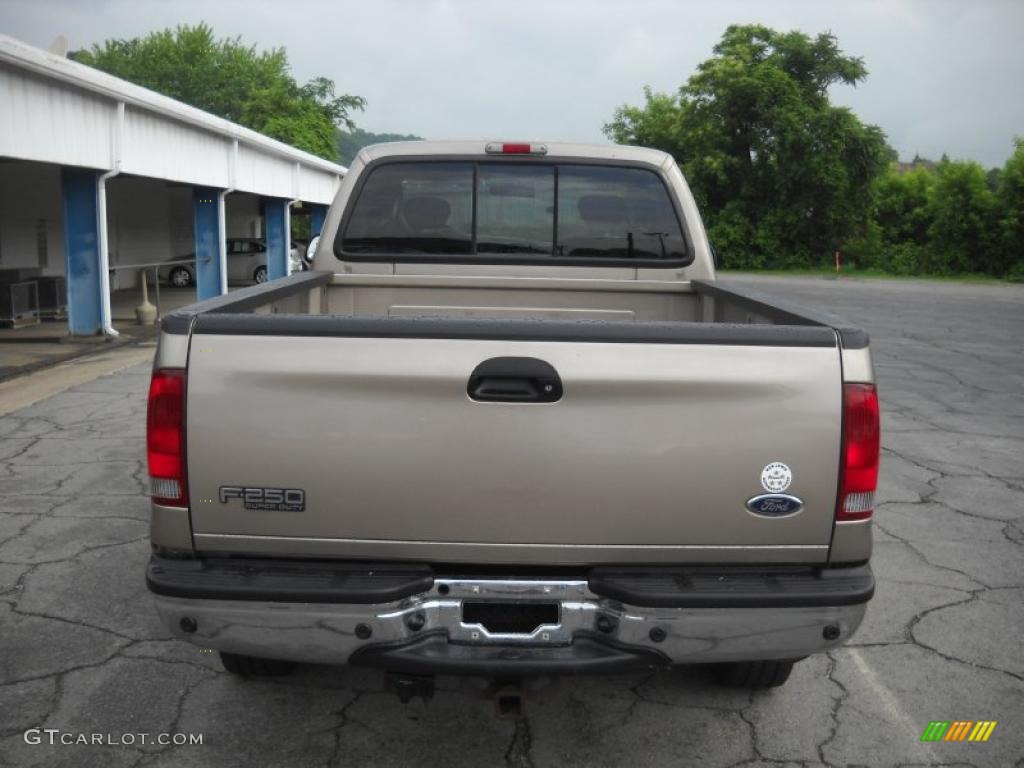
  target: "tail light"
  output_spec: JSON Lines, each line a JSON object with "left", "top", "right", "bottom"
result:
{"left": 147, "top": 369, "right": 188, "bottom": 507}
{"left": 837, "top": 383, "right": 880, "bottom": 521}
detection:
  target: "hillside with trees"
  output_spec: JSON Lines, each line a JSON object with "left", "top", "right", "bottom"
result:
{"left": 336, "top": 129, "right": 424, "bottom": 166}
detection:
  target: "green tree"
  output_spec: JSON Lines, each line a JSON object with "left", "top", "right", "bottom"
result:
{"left": 336, "top": 128, "right": 424, "bottom": 166}
{"left": 602, "top": 87, "right": 683, "bottom": 158}
{"left": 73, "top": 23, "right": 364, "bottom": 160}
{"left": 605, "top": 25, "right": 893, "bottom": 269}
{"left": 995, "top": 138, "right": 1024, "bottom": 279}
{"left": 924, "top": 158, "right": 998, "bottom": 274}
{"left": 874, "top": 165, "right": 936, "bottom": 246}
{"left": 850, "top": 163, "right": 937, "bottom": 274}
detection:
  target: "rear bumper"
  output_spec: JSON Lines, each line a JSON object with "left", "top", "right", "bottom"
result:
{"left": 148, "top": 557, "right": 873, "bottom": 673}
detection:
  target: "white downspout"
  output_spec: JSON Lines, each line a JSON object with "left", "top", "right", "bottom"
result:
{"left": 216, "top": 139, "right": 239, "bottom": 295}
{"left": 285, "top": 199, "right": 301, "bottom": 276}
{"left": 96, "top": 100, "right": 125, "bottom": 337}
{"left": 285, "top": 162, "right": 301, "bottom": 276}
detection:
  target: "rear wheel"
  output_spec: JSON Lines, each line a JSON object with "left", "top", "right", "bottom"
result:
{"left": 219, "top": 651, "right": 294, "bottom": 677}
{"left": 168, "top": 266, "right": 193, "bottom": 287}
{"left": 253, "top": 265, "right": 268, "bottom": 284}
{"left": 711, "top": 659, "right": 796, "bottom": 688}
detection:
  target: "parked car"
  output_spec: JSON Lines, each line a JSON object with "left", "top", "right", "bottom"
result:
{"left": 146, "top": 141, "right": 878, "bottom": 692}
{"left": 158, "top": 238, "right": 305, "bottom": 287}
{"left": 292, "top": 238, "right": 310, "bottom": 266}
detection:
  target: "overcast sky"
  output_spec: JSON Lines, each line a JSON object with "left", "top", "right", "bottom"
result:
{"left": 2, "top": 0, "right": 1022, "bottom": 167}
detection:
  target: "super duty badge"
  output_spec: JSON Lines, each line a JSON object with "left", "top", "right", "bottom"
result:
{"left": 219, "top": 486, "right": 305, "bottom": 512}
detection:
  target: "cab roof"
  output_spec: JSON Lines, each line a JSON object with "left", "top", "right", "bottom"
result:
{"left": 356, "top": 140, "right": 673, "bottom": 168}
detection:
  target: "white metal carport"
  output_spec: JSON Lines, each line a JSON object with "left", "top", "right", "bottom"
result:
{"left": 0, "top": 34, "right": 344, "bottom": 335}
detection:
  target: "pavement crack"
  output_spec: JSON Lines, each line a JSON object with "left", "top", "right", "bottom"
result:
{"left": 0, "top": 436, "right": 43, "bottom": 463}
{"left": 883, "top": 442, "right": 1024, "bottom": 485}
{"left": 0, "top": 513, "right": 42, "bottom": 549}
{"left": 134, "top": 667, "right": 218, "bottom": 764}
{"left": 906, "top": 587, "right": 1024, "bottom": 682}
{"left": 324, "top": 691, "right": 366, "bottom": 768}
{"left": 872, "top": 519, "right": 991, "bottom": 590}
{"left": 621, "top": 669, "right": 658, "bottom": 723}
{"left": 1003, "top": 521, "right": 1024, "bottom": 546}
{"left": 0, "top": 532, "right": 148, "bottom": 566}
{"left": 815, "top": 650, "right": 848, "bottom": 768}
{"left": 8, "top": 601, "right": 138, "bottom": 642}
{"left": 736, "top": 696, "right": 767, "bottom": 766}
{"left": 0, "top": 639, "right": 140, "bottom": 687}
{"left": 503, "top": 711, "right": 534, "bottom": 768}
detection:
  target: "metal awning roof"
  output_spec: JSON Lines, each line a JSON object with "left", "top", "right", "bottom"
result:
{"left": 0, "top": 34, "right": 345, "bottom": 203}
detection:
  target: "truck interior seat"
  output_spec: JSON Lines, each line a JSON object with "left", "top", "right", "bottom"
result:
{"left": 401, "top": 196, "right": 452, "bottom": 233}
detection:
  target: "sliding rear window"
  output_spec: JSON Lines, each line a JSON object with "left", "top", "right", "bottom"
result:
{"left": 338, "top": 161, "right": 689, "bottom": 265}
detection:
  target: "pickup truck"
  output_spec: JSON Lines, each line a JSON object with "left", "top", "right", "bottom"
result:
{"left": 145, "top": 141, "right": 878, "bottom": 690}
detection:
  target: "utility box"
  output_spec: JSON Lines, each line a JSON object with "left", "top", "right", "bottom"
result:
{"left": 35, "top": 276, "right": 67, "bottom": 319}
{"left": 0, "top": 280, "right": 40, "bottom": 328}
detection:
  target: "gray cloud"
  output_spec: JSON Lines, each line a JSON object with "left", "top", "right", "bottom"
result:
{"left": 2, "top": 0, "right": 1021, "bottom": 166}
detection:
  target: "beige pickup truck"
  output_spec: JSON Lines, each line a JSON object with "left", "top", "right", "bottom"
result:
{"left": 145, "top": 141, "right": 879, "bottom": 690}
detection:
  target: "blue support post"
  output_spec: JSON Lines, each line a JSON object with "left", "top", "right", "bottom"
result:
{"left": 264, "top": 198, "right": 290, "bottom": 280}
{"left": 310, "top": 203, "right": 328, "bottom": 237}
{"left": 61, "top": 168, "right": 103, "bottom": 336}
{"left": 193, "top": 188, "right": 224, "bottom": 300}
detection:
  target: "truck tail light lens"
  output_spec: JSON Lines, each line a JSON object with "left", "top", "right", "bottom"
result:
{"left": 484, "top": 142, "right": 548, "bottom": 156}
{"left": 147, "top": 369, "right": 188, "bottom": 507}
{"left": 837, "top": 383, "right": 880, "bottom": 521}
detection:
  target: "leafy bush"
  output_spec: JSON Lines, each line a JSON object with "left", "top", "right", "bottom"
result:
{"left": 1006, "top": 261, "right": 1024, "bottom": 283}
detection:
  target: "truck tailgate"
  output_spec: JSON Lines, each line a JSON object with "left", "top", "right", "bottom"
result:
{"left": 185, "top": 332, "right": 842, "bottom": 564}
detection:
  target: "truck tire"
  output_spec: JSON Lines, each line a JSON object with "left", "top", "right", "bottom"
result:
{"left": 219, "top": 652, "right": 295, "bottom": 677}
{"left": 711, "top": 660, "right": 796, "bottom": 688}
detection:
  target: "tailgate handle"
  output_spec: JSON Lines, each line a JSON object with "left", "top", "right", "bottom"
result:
{"left": 467, "top": 357, "right": 562, "bottom": 403}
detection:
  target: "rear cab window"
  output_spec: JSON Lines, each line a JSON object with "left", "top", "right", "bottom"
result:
{"left": 338, "top": 161, "right": 689, "bottom": 266}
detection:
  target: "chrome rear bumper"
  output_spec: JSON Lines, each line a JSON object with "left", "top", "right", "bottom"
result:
{"left": 152, "top": 575, "right": 868, "bottom": 672}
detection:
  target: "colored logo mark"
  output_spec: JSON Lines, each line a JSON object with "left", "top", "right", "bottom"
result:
{"left": 920, "top": 721, "right": 997, "bottom": 742}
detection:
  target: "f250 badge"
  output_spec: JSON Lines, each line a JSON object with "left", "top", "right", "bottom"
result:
{"left": 219, "top": 486, "right": 305, "bottom": 512}
{"left": 747, "top": 462, "right": 803, "bottom": 517}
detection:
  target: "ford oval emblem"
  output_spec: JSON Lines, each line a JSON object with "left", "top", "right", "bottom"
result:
{"left": 746, "top": 493, "right": 804, "bottom": 518}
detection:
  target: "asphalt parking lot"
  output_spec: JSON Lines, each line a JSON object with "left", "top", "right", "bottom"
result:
{"left": 0, "top": 275, "right": 1022, "bottom": 767}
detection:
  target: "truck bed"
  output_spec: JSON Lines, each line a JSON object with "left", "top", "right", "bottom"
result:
{"left": 165, "top": 270, "right": 866, "bottom": 347}
{"left": 157, "top": 270, "right": 862, "bottom": 566}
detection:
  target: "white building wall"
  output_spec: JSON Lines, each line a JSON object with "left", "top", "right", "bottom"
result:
{"left": 122, "top": 107, "right": 231, "bottom": 189}
{"left": 0, "top": 161, "right": 63, "bottom": 274}
{"left": 234, "top": 145, "right": 298, "bottom": 200}
{"left": 225, "top": 193, "right": 262, "bottom": 238}
{"left": 297, "top": 169, "right": 342, "bottom": 205}
{"left": 106, "top": 177, "right": 174, "bottom": 289}
{"left": 0, "top": 63, "right": 113, "bottom": 171}
{"left": 168, "top": 187, "right": 192, "bottom": 260}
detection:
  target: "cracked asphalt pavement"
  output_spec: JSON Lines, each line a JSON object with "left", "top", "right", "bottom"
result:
{"left": 1, "top": 276, "right": 1022, "bottom": 767}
